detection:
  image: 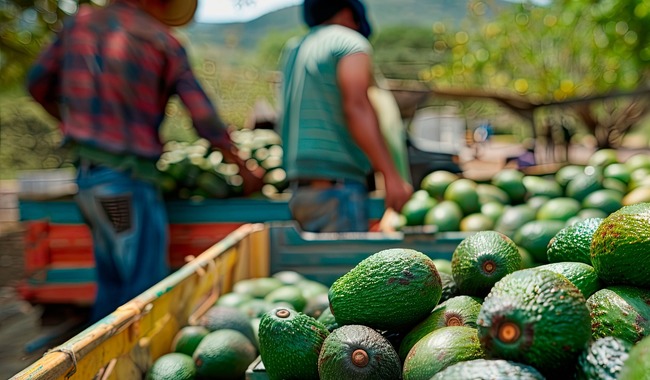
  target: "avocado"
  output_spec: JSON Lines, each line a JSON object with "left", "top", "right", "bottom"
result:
{"left": 494, "top": 204, "right": 537, "bottom": 237}
{"left": 146, "top": 353, "right": 196, "bottom": 380}
{"left": 522, "top": 175, "right": 563, "bottom": 199}
{"left": 536, "top": 197, "right": 582, "bottom": 222}
{"left": 513, "top": 219, "right": 565, "bottom": 263}
{"left": 451, "top": 231, "right": 522, "bottom": 297}
{"left": 192, "top": 329, "right": 257, "bottom": 380}
{"left": 566, "top": 169, "right": 603, "bottom": 202}
{"left": 477, "top": 269, "right": 591, "bottom": 377}
{"left": 535, "top": 262, "right": 602, "bottom": 298}
{"left": 492, "top": 168, "right": 527, "bottom": 204}
{"left": 317, "top": 324, "right": 402, "bottom": 380}
{"left": 444, "top": 178, "right": 480, "bottom": 215}
{"left": 196, "top": 305, "right": 257, "bottom": 348}
{"left": 233, "top": 277, "right": 283, "bottom": 298}
{"left": 618, "top": 334, "right": 650, "bottom": 380}
{"left": 590, "top": 202, "right": 650, "bottom": 288}
{"left": 430, "top": 359, "right": 545, "bottom": 380}
{"left": 575, "top": 336, "right": 632, "bottom": 380}
{"left": 586, "top": 286, "right": 650, "bottom": 344}
{"left": 401, "top": 190, "right": 438, "bottom": 226}
{"left": 264, "top": 285, "right": 307, "bottom": 312}
{"left": 258, "top": 307, "right": 329, "bottom": 380}
{"left": 302, "top": 292, "right": 330, "bottom": 319}
{"left": 398, "top": 295, "right": 483, "bottom": 360}
{"left": 316, "top": 306, "right": 339, "bottom": 332}
{"left": 438, "top": 271, "right": 460, "bottom": 302}
{"left": 402, "top": 326, "right": 485, "bottom": 380}
{"left": 328, "top": 248, "right": 442, "bottom": 331}
{"left": 547, "top": 217, "right": 603, "bottom": 265}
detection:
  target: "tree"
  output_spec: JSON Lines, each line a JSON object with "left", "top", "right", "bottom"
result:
{"left": 422, "top": 0, "right": 650, "bottom": 148}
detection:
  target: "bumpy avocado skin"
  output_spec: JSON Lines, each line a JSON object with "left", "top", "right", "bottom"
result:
{"left": 431, "top": 358, "right": 545, "bottom": 380}
{"left": 317, "top": 324, "right": 402, "bottom": 380}
{"left": 403, "top": 326, "right": 485, "bottom": 380}
{"left": 258, "top": 307, "right": 329, "bottom": 380}
{"left": 535, "top": 262, "right": 602, "bottom": 298}
{"left": 590, "top": 202, "right": 650, "bottom": 287}
{"left": 328, "top": 248, "right": 442, "bottom": 331}
{"left": 452, "top": 231, "right": 522, "bottom": 297}
{"left": 477, "top": 269, "right": 591, "bottom": 378}
{"left": 547, "top": 217, "right": 603, "bottom": 264}
{"left": 619, "top": 334, "right": 650, "bottom": 380}
{"left": 586, "top": 286, "right": 650, "bottom": 344}
{"left": 575, "top": 336, "right": 632, "bottom": 380}
{"left": 398, "top": 295, "right": 483, "bottom": 360}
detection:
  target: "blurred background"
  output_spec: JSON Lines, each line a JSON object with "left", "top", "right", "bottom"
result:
{"left": 2, "top": 0, "right": 649, "bottom": 179}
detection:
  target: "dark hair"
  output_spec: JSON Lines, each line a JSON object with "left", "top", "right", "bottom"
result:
{"left": 302, "top": 0, "right": 372, "bottom": 38}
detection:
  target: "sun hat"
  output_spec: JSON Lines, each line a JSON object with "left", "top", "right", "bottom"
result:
{"left": 303, "top": 0, "right": 372, "bottom": 38}
{"left": 142, "top": 0, "right": 198, "bottom": 27}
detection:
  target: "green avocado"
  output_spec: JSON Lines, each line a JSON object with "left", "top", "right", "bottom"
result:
{"left": 402, "top": 326, "right": 485, "bottom": 380}
{"left": 328, "top": 248, "right": 442, "bottom": 331}
{"left": 619, "top": 334, "right": 650, "bottom": 380}
{"left": 586, "top": 286, "right": 650, "bottom": 344}
{"left": 317, "top": 324, "right": 402, "bottom": 380}
{"left": 575, "top": 336, "right": 632, "bottom": 380}
{"left": 590, "top": 202, "right": 650, "bottom": 287}
{"left": 258, "top": 307, "right": 329, "bottom": 380}
{"left": 438, "top": 271, "right": 460, "bottom": 303}
{"left": 431, "top": 359, "right": 545, "bottom": 380}
{"left": 535, "top": 262, "right": 602, "bottom": 298}
{"left": 451, "top": 231, "right": 522, "bottom": 297}
{"left": 477, "top": 269, "right": 591, "bottom": 377}
{"left": 398, "top": 295, "right": 483, "bottom": 360}
{"left": 547, "top": 217, "right": 603, "bottom": 265}
{"left": 513, "top": 220, "right": 565, "bottom": 263}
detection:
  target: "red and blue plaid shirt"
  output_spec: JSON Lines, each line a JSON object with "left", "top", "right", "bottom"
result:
{"left": 27, "top": 1, "right": 231, "bottom": 159}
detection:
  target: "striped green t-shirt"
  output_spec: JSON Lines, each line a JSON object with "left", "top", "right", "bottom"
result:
{"left": 279, "top": 25, "right": 373, "bottom": 184}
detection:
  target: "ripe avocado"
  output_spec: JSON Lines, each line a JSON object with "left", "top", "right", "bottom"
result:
{"left": 477, "top": 269, "right": 591, "bottom": 377}
{"left": 398, "top": 295, "right": 483, "bottom": 360}
{"left": 451, "top": 231, "right": 522, "bottom": 297}
{"left": 547, "top": 217, "right": 603, "bottom": 265}
{"left": 535, "top": 262, "right": 602, "bottom": 298}
{"left": 575, "top": 336, "right": 631, "bottom": 380}
{"left": 317, "top": 324, "right": 402, "bottom": 380}
{"left": 586, "top": 286, "right": 650, "bottom": 344}
{"left": 328, "top": 248, "right": 442, "bottom": 331}
{"left": 430, "top": 359, "right": 545, "bottom": 380}
{"left": 402, "top": 326, "right": 485, "bottom": 380}
{"left": 258, "top": 307, "right": 329, "bottom": 380}
{"left": 590, "top": 202, "right": 650, "bottom": 287}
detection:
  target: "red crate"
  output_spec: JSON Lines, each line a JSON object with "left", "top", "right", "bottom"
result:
{"left": 48, "top": 224, "right": 94, "bottom": 264}
{"left": 168, "top": 222, "right": 242, "bottom": 268}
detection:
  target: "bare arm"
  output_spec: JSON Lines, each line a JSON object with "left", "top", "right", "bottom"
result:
{"left": 338, "top": 53, "right": 413, "bottom": 212}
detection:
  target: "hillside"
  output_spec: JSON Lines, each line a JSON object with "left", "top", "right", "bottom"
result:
{"left": 185, "top": 0, "right": 503, "bottom": 50}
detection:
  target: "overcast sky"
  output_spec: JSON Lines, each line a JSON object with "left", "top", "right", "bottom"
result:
{"left": 195, "top": 0, "right": 551, "bottom": 24}
{"left": 195, "top": 0, "right": 302, "bottom": 23}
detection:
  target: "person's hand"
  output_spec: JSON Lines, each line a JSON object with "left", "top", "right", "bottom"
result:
{"left": 220, "top": 145, "right": 265, "bottom": 196}
{"left": 383, "top": 173, "right": 413, "bottom": 214}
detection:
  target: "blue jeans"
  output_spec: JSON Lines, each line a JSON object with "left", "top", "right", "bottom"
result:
{"left": 75, "top": 164, "right": 169, "bottom": 322}
{"left": 288, "top": 181, "right": 369, "bottom": 233}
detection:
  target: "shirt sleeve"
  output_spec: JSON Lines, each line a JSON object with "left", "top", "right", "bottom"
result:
{"left": 169, "top": 45, "right": 232, "bottom": 150}
{"left": 27, "top": 33, "right": 63, "bottom": 112}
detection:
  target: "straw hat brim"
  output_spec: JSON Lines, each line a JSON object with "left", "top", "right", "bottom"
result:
{"left": 147, "top": 0, "right": 198, "bottom": 27}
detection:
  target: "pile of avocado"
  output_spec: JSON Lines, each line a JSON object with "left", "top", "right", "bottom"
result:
{"left": 156, "top": 128, "right": 288, "bottom": 200}
{"left": 400, "top": 149, "right": 650, "bottom": 263}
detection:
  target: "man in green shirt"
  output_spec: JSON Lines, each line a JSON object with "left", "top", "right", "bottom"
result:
{"left": 278, "top": 0, "right": 413, "bottom": 232}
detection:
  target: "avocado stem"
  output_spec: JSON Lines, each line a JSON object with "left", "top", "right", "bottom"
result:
{"left": 482, "top": 261, "right": 496, "bottom": 274}
{"left": 351, "top": 349, "right": 370, "bottom": 368}
{"left": 446, "top": 316, "right": 462, "bottom": 326}
{"left": 497, "top": 321, "right": 521, "bottom": 343}
{"left": 276, "top": 309, "right": 290, "bottom": 318}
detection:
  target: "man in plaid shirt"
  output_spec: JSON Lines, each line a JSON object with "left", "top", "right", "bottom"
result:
{"left": 27, "top": 0, "right": 263, "bottom": 322}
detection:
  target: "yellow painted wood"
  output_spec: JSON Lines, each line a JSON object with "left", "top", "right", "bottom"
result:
{"left": 11, "top": 223, "right": 269, "bottom": 380}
